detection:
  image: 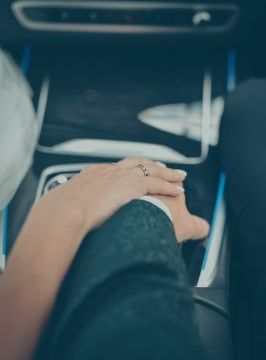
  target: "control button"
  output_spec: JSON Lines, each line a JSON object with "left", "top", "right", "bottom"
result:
{"left": 192, "top": 11, "right": 212, "bottom": 27}
{"left": 88, "top": 11, "right": 98, "bottom": 23}
{"left": 124, "top": 14, "right": 134, "bottom": 24}
{"left": 56, "top": 174, "right": 69, "bottom": 184}
{"left": 44, "top": 173, "right": 75, "bottom": 194}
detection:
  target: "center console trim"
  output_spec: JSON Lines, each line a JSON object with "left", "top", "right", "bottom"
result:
{"left": 12, "top": 1, "right": 239, "bottom": 34}
{"left": 36, "top": 71, "right": 213, "bottom": 165}
{"left": 35, "top": 163, "right": 89, "bottom": 201}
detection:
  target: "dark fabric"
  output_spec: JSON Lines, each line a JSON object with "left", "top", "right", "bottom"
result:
{"left": 219, "top": 79, "right": 266, "bottom": 360}
{"left": 34, "top": 200, "right": 206, "bottom": 360}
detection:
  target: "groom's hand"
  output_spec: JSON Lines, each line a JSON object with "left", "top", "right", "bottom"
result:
{"left": 116, "top": 158, "right": 209, "bottom": 243}
{"left": 154, "top": 193, "right": 210, "bottom": 243}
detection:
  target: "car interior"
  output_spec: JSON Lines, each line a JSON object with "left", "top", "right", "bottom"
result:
{"left": 1, "top": 1, "right": 266, "bottom": 359}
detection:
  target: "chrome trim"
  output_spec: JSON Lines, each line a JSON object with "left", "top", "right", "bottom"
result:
{"left": 35, "top": 163, "right": 89, "bottom": 201}
{"left": 36, "top": 76, "right": 50, "bottom": 140}
{"left": 37, "top": 140, "right": 199, "bottom": 164}
{"left": 193, "top": 293, "right": 229, "bottom": 318}
{"left": 197, "top": 200, "right": 226, "bottom": 287}
{"left": 185, "top": 70, "right": 212, "bottom": 164}
{"left": 12, "top": 1, "right": 239, "bottom": 34}
{"left": 43, "top": 173, "right": 75, "bottom": 195}
{"left": 0, "top": 212, "right": 5, "bottom": 272}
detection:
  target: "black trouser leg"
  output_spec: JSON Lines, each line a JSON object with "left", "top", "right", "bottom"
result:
{"left": 220, "top": 79, "right": 266, "bottom": 360}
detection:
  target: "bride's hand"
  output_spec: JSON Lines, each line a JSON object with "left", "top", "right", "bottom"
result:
{"left": 33, "top": 158, "right": 187, "bottom": 237}
{"left": 0, "top": 158, "right": 189, "bottom": 360}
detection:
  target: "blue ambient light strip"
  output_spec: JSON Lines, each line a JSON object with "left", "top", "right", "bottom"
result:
{"left": 2, "top": 44, "right": 32, "bottom": 262}
{"left": 2, "top": 208, "right": 8, "bottom": 257}
{"left": 201, "top": 50, "right": 236, "bottom": 270}
{"left": 21, "top": 44, "right": 32, "bottom": 76}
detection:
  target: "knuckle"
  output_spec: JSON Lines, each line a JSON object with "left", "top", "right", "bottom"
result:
{"left": 133, "top": 157, "right": 150, "bottom": 165}
{"left": 156, "top": 165, "right": 165, "bottom": 175}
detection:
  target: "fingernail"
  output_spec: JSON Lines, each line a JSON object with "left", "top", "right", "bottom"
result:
{"left": 156, "top": 161, "right": 167, "bottom": 168}
{"left": 176, "top": 186, "right": 185, "bottom": 194}
{"left": 176, "top": 169, "right": 187, "bottom": 178}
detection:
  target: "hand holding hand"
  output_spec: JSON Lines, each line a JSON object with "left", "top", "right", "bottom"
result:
{"left": 154, "top": 193, "right": 210, "bottom": 242}
{"left": 115, "top": 158, "right": 210, "bottom": 243}
{"left": 33, "top": 158, "right": 186, "bottom": 237}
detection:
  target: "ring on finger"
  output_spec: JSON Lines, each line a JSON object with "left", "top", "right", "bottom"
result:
{"left": 137, "top": 164, "right": 150, "bottom": 177}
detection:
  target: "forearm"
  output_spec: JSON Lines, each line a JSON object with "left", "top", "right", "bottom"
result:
{"left": 0, "top": 204, "right": 85, "bottom": 360}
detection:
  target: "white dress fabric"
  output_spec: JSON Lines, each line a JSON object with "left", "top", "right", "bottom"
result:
{"left": 0, "top": 49, "right": 37, "bottom": 211}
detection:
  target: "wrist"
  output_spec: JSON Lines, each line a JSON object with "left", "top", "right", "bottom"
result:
{"left": 5, "top": 201, "right": 88, "bottom": 289}
{"left": 32, "top": 198, "right": 88, "bottom": 239}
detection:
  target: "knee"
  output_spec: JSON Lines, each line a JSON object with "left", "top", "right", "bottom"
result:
{"left": 220, "top": 78, "right": 266, "bottom": 138}
{"left": 219, "top": 78, "right": 266, "bottom": 160}
{"left": 219, "top": 79, "right": 266, "bottom": 207}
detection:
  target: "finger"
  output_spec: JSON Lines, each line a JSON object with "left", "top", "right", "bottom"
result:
{"left": 189, "top": 215, "right": 210, "bottom": 241}
{"left": 131, "top": 160, "right": 187, "bottom": 183}
{"left": 155, "top": 161, "right": 167, "bottom": 168}
{"left": 144, "top": 177, "right": 185, "bottom": 196}
{"left": 117, "top": 157, "right": 187, "bottom": 181}
{"left": 146, "top": 164, "right": 187, "bottom": 182}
